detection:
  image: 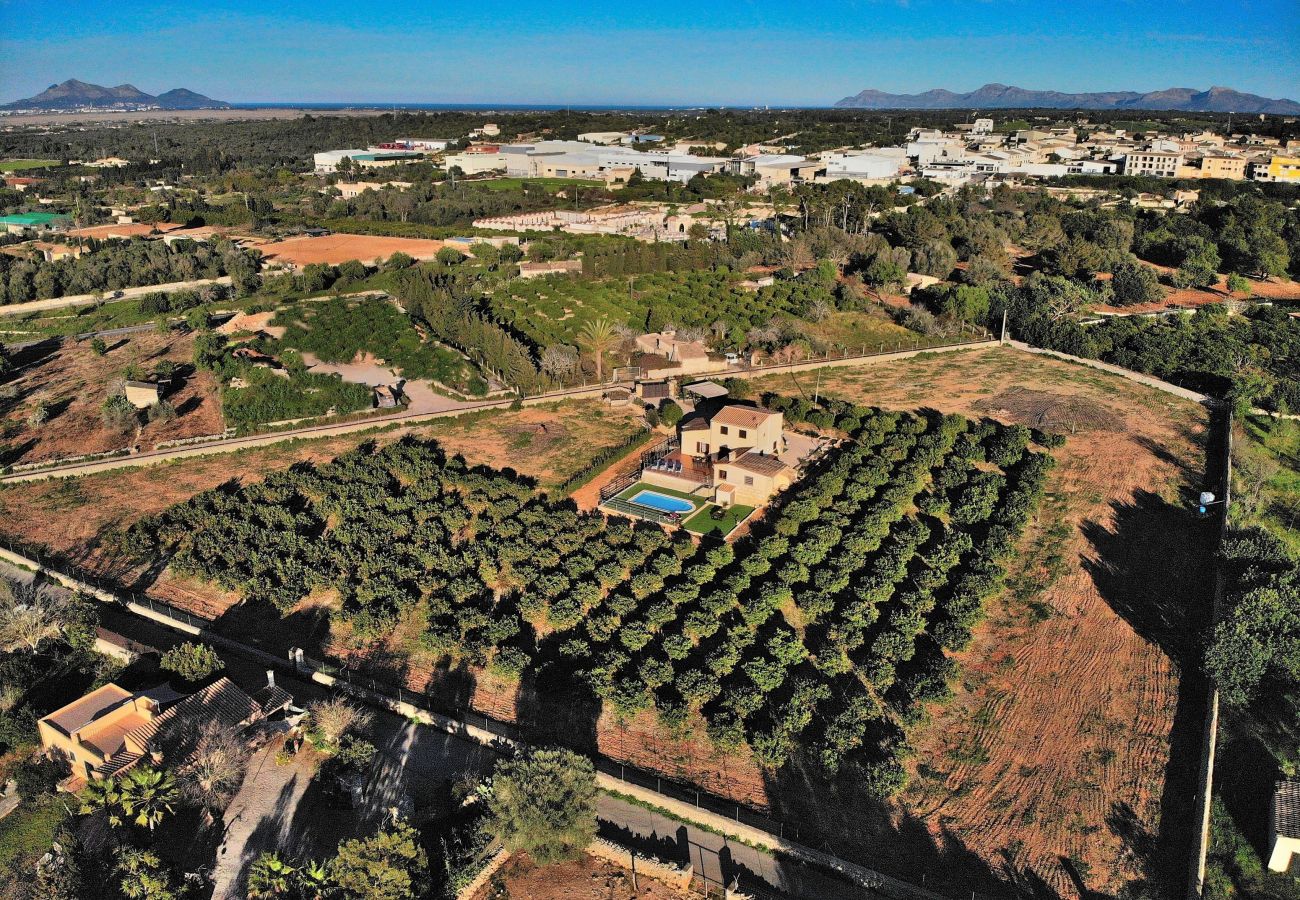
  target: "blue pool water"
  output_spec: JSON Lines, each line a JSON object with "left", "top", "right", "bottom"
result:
{"left": 630, "top": 490, "right": 695, "bottom": 514}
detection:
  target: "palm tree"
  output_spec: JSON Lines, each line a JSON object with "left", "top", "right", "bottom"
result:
{"left": 296, "top": 860, "right": 331, "bottom": 899}
{"left": 118, "top": 765, "right": 178, "bottom": 832}
{"left": 577, "top": 318, "right": 619, "bottom": 384}
{"left": 80, "top": 775, "right": 125, "bottom": 828}
{"left": 247, "top": 852, "right": 297, "bottom": 898}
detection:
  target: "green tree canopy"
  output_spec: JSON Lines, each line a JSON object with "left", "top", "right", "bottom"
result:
{"left": 482, "top": 747, "right": 597, "bottom": 865}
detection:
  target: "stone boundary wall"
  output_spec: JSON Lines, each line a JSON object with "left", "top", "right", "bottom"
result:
{"left": 455, "top": 848, "right": 511, "bottom": 900}
{"left": 587, "top": 836, "right": 694, "bottom": 891}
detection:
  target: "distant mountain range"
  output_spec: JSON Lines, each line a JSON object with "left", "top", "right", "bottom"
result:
{"left": 834, "top": 83, "right": 1300, "bottom": 115}
{"left": 2, "top": 79, "right": 229, "bottom": 111}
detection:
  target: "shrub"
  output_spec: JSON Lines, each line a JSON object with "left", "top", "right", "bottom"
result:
{"left": 159, "top": 641, "right": 223, "bottom": 683}
{"left": 101, "top": 394, "right": 137, "bottom": 430}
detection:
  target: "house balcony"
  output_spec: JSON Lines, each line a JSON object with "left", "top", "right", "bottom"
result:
{"left": 641, "top": 450, "right": 713, "bottom": 490}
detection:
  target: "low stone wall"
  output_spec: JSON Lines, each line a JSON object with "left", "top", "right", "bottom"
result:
{"left": 455, "top": 848, "right": 510, "bottom": 900}
{"left": 587, "top": 836, "right": 693, "bottom": 891}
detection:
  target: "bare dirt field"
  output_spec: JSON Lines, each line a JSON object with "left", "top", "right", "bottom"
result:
{"left": 258, "top": 234, "right": 450, "bottom": 268}
{"left": 1, "top": 331, "right": 223, "bottom": 466}
{"left": 470, "top": 853, "right": 694, "bottom": 900}
{"left": 747, "top": 346, "right": 1216, "bottom": 899}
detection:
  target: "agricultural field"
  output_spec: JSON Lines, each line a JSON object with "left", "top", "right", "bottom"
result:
{"left": 0, "top": 158, "right": 62, "bottom": 171}
{"left": 270, "top": 296, "right": 489, "bottom": 396}
{"left": 747, "top": 346, "right": 1216, "bottom": 898}
{"left": 470, "top": 177, "right": 598, "bottom": 191}
{"left": 487, "top": 269, "right": 818, "bottom": 351}
{"left": 801, "top": 309, "right": 955, "bottom": 353}
{"left": 0, "top": 331, "right": 223, "bottom": 467}
{"left": 0, "top": 400, "right": 646, "bottom": 559}
{"left": 82, "top": 387, "right": 1052, "bottom": 879}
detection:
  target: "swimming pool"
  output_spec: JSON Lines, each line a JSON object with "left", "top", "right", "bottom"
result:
{"left": 629, "top": 489, "right": 695, "bottom": 515}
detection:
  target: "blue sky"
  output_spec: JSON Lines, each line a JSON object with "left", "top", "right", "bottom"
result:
{"left": 1, "top": 0, "right": 1296, "bottom": 105}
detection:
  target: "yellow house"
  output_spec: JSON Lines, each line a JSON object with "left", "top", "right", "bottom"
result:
{"left": 39, "top": 677, "right": 279, "bottom": 790}
{"left": 1255, "top": 156, "right": 1300, "bottom": 183}
{"left": 1200, "top": 156, "right": 1248, "bottom": 180}
{"left": 714, "top": 449, "right": 795, "bottom": 508}
{"left": 640, "top": 402, "right": 794, "bottom": 508}
{"left": 679, "top": 404, "right": 783, "bottom": 459}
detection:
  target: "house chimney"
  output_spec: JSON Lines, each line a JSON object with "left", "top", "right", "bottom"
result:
{"left": 266, "top": 670, "right": 275, "bottom": 689}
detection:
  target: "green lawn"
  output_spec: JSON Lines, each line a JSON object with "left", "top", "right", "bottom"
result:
{"left": 0, "top": 159, "right": 62, "bottom": 172}
{"left": 0, "top": 795, "right": 69, "bottom": 880}
{"left": 683, "top": 502, "right": 754, "bottom": 537}
{"left": 608, "top": 480, "right": 751, "bottom": 537}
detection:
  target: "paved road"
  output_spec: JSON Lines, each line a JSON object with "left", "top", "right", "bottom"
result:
{"left": 598, "top": 795, "right": 881, "bottom": 900}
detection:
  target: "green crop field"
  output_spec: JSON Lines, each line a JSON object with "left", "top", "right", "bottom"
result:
{"left": 0, "top": 159, "right": 62, "bottom": 172}
{"left": 272, "top": 296, "right": 489, "bottom": 396}
{"left": 488, "top": 269, "right": 817, "bottom": 350}
{"left": 471, "top": 177, "right": 596, "bottom": 191}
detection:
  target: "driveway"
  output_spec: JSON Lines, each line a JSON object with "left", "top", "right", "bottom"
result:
{"left": 211, "top": 737, "right": 316, "bottom": 900}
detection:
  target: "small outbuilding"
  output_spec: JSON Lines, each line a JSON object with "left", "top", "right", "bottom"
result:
{"left": 123, "top": 380, "right": 162, "bottom": 409}
{"left": 1270, "top": 780, "right": 1300, "bottom": 872}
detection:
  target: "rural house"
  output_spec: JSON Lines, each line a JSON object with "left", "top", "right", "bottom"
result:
{"left": 641, "top": 402, "right": 795, "bottom": 507}
{"left": 38, "top": 676, "right": 291, "bottom": 790}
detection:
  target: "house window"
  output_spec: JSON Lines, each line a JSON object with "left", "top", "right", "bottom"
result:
{"left": 696, "top": 442, "right": 709, "bottom": 454}
{"left": 720, "top": 426, "right": 729, "bottom": 435}
{"left": 744, "top": 476, "right": 754, "bottom": 486}
{"left": 719, "top": 470, "right": 728, "bottom": 480}
{"left": 739, "top": 429, "right": 748, "bottom": 439}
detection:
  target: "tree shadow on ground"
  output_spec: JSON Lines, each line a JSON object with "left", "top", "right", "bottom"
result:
{"left": 1080, "top": 487, "right": 1220, "bottom": 897}
{"left": 763, "top": 760, "right": 1037, "bottom": 899}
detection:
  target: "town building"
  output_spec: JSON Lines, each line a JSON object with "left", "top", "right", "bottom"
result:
{"left": 818, "top": 150, "right": 905, "bottom": 182}
{"left": 1123, "top": 151, "right": 1184, "bottom": 178}
{"left": 1253, "top": 155, "right": 1300, "bottom": 183}
{"left": 730, "top": 154, "right": 822, "bottom": 187}
{"left": 0, "top": 212, "right": 70, "bottom": 235}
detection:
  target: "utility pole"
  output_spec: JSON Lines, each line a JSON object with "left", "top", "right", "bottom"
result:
{"left": 1000, "top": 309, "right": 1008, "bottom": 345}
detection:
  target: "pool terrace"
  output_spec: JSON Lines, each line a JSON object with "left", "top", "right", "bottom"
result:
{"left": 599, "top": 480, "right": 754, "bottom": 538}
